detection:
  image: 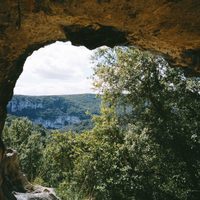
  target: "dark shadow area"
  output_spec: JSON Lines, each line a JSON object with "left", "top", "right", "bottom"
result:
{"left": 63, "top": 24, "right": 129, "bottom": 49}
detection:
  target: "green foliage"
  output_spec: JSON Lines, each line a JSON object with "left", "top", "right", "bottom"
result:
{"left": 39, "top": 131, "right": 80, "bottom": 186}
{"left": 3, "top": 47, "right": 200, "bottom": 200}
{"left": 90, "top": 46, "right": 200, "bottom": 199}
{"left": 56, "top": 181, "right": 88, "bottom": 200}
{"left": 3, "top": 118, "right": 46, "bottom": 181}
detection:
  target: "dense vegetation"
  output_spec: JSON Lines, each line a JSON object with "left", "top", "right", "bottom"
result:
{"left": 3, "top": 47, "right": 200, "bottom": 200}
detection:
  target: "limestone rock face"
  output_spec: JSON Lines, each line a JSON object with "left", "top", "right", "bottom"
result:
{"left": 0, "top": 0, "right": 200, "bottom": 199}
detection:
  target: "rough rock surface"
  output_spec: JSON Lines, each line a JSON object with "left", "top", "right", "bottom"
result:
{"left": 1, "top": 148, "right": 33, "bottom": 200}
{"left": 14, "top": 186, "right": 60, "bottom": 200}
{"left": 1, "top": 149, "right": 59, "bottom": 200}
{"left": 0, "top": 0, "right": 200, "bottom": 199}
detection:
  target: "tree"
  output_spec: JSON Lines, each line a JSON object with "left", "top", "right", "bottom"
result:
{"left": 91, "top": 46, "right": 200, "bottom": 200}
{"left": 3, "top": 118, "right": 44, "bottom": 181}
{"left": 39, "top": 131, "right": 79, "bottom": 187}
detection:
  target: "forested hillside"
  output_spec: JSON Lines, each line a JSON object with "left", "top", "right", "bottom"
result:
{"left": 7, "top": 94, "right": 100, "bottom": 132}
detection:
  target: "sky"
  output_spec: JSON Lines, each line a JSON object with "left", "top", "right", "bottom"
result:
{"left": 14, "top": 41, "right": 95, "bottom": 96}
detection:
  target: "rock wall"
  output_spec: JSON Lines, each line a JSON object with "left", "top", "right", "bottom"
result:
{"left": 1, "top": 149, "right": 33, "bottom": 200}
{"left": 0, "top": 0, "right": 200, "bottom": 199}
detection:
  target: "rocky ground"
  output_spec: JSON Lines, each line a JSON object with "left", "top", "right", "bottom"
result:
{"left": 3, "top": 149, "right": 60, "bottom": 200}
{"left": 14, "top": 186, "right": 60, "bottom": 200}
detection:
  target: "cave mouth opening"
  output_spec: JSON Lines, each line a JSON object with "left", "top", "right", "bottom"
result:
{"left": 2, "top": 24, "right": 130, "bottom": 199}
{"left": 13, "top": 23, "right": 129, "bottom": 96}
{"left": 7, "top": 40, "right": 104, "bottom": 131}
{"left": 8, "top": 23, "right": 130, "bottom": 130}
{"left": 2, "top": 27, "right": 200, "bottom": 200}
{"left": 4, "top": 23, "right": 130, "bottom": 135}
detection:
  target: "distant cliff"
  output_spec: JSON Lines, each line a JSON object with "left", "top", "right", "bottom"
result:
{"left": 7, "top": 94, "right": 100, "bottom": 131}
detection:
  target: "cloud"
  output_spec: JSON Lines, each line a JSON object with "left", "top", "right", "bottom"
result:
{"left": 14, "top": 42, "right": 95, "bottom": 95}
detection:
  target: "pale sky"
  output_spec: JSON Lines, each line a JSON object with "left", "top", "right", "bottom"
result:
{"left": 14, "top": 41, "right": 95, "bottom": 95}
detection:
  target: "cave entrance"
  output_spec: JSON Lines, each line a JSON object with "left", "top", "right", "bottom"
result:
{"left": 1, "top": 23, "right": 130, "bottom": 200}
{"left": 5, "top": 23, "right": 130, "bottom": 131}
{"left": 2, "top": 26, "right": 200, "bottom": 200}
{"left": 3, "top": 41, "right": 104, "bottom": 197}
{"left": 6, "top": 41, "right": 101, "bottom": 131}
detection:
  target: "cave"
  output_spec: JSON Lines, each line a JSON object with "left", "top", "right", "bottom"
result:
{"left": 0, "top": 0, "right": 200, "bottom": 199}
